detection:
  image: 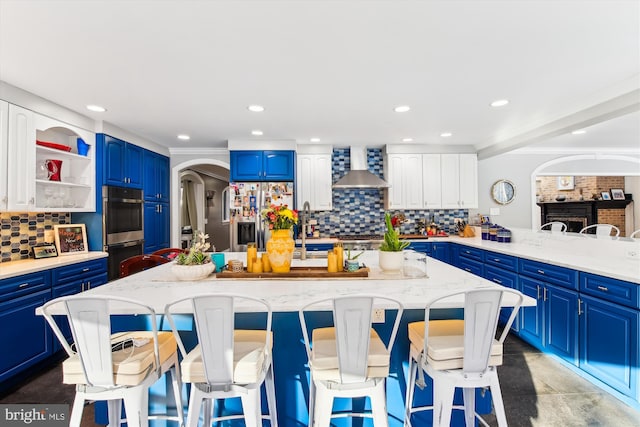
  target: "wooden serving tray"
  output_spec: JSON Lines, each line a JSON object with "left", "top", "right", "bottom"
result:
{"left": 217, "top": 266, "right": 369, "bottom": 279}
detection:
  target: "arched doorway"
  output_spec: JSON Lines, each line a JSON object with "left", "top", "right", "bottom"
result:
{"left": 171, "top": 159, "right": 230, "bottom": 250}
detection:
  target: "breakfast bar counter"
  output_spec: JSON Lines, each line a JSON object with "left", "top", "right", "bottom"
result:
{"left": 42, "top": 251, "right": 533, "bottom": 427}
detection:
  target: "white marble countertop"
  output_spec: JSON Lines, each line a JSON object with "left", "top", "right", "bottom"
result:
{"left": 39, "top": 251, "right": 534, "bottom": 315}
{"left": 437, "top": 230, "right": 640, "bottom": 284}
{"left": 0, "top": 251, "right": 108, "bottom": 280}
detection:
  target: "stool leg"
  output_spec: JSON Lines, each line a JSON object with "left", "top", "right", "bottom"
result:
{"left": 433, "top": 378, "right": 455, "bottom": 427}
{"left": 169, "top": 361, "right": 185, "bottom": 426}
{"left": 68, "top": 393, "right": 86, "bottom": 427}
{"left": 312, "top": 384, "right": 333, "bottom": 427}
{"left": 489, "top": 374, "right": 508, "bottom": 427}
{"left": 186, "top": 388, "right": 204, "bottom": 427}
{"left": 106, "top": 399, "right": 121, "bottom": 427}
{"left": 463, "top": 387, "right": 475, "bottom": 427}
{"left": 265, "top": 363, "right": 278, "bottom": 427}
{"left": 121, "top": 387, "right": 146, "bottom": 427}
{"left": 404, "top": 354, "right": 418, "bottom": 427}
{"left": 240, "top": 388, "right": 262, "bottom": 427}
{"left": 370, "top": 380, "right": 390, "bottom": 427}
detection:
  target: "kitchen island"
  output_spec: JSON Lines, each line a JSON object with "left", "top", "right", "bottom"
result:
{"left": 40, "top": 251, "right": 534, "bottom": 427}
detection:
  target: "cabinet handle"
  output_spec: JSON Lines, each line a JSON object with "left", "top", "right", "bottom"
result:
{"left": 597, "top": 286, "right": 609, "bottom": 292}
{"left": 82, "top": 268, "right": 90, "bottom": 272}
{"left": 465, "top": 250, "right": 471, "bottom": 254}
{"left": 537, "top": 269, "right": 545, "bottom": 275}
{"left": 86, "top": 281, "right": 91, "bottom": 290}
{"left": 159, "top": 204, "right": 162, "bottom": 213}
{"left": 536, "top": 285, "right": 541, "bottom": 299}
{"left": 18, "top": 283, "right": 30, "bottom": 288}
{"left": 464, "top": 268, "right": 471, "bottom": 272}
{"left": 29, "top": 197, "right": 35, "bottom": 205}
{"left": 493, "top": 258, "right": 500, "bottom": 262}
{"left": 493, "top": 278, "right": 502, "bottom": 284}
{"left": 543, "top": 287, "right": 548, "bottom": 302}
{"left": 578, "top": 298, "right": 583, "bottom": 315}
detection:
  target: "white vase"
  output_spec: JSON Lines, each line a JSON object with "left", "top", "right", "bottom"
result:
{"left": 378, "top": 250, "right": 404, "bottom": 272}
{"left": 171, "top": 262, "right": 215, "bottom": 281}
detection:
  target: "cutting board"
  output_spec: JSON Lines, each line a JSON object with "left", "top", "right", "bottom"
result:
{"left": 216, "top": 266, "right": 369, "bottom": 279}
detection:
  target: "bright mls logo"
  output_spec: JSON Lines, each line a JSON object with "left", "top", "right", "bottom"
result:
{"left": 0, "top": 405, "right": 67, "bottom": 426}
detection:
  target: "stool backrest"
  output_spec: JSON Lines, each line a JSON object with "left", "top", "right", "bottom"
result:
{"left": 579, "top": 224, "right": 620, "bottom": 238}
{"left": 120, "top": 254, "right": 168, "bottom": 277}
{"left": 164, "top": 294, "right": 272, "bottom": 387}
{"left": 423, "top": 289, "right": 523, "bottom": 376}
{"left": 299, "top": 295, "right": 403, "bottom": 384}
{"left": 540, "top": 222, "right": 567, "bottom": 233}
{"left": 42, "top": 295, "right": 160, "bottom": 387}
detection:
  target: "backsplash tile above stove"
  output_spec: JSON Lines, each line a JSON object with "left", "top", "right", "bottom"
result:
{"left": 307, "top": 148, "right": 468, "bottom": 236}
{"left": 0, "top": 212, "right": 69, "bottom": 262}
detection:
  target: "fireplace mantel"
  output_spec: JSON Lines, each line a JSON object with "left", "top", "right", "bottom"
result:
{"left": 537, "top": 199, "right": 632, "bottom": 233}
{"left": 537, "top": 199, "right": 632, "bottom": 209}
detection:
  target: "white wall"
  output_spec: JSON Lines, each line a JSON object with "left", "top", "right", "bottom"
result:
{"left": 475, "top": 153, "right": 640, "bottom": 229}
{"left": 625, "top": 176, "right": 640, "bottom": 233}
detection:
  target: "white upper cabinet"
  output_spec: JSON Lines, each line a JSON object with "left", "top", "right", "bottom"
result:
{"left": 385, "top": 153, "right": 423, "bottom": 210}
{"left": 2, "top": 103, "right": 96, "bottom": 212}
{"left": 422, "top": 154, "right": 442, "bottom": 209}
{"left": 0, "top": 101, "right": 8, "bottom": 211}
{"left": 6, "top": 105, "right": 36, "bottom": 211}
{"left": 296, "top": 153, "right": 332, "bottom": 211}
{"left": 441, "top": 153, "right": 478, "bottom": 209}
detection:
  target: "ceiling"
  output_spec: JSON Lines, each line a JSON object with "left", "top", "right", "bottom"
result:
{"left": 0, "top": 0, "right": 638, "bottom": 157}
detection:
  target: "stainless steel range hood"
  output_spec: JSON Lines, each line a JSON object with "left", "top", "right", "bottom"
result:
{"left": 332, "top": 146, "right": 389, "bottom": 189}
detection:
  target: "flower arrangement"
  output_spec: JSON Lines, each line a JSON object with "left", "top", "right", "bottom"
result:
{"left": 261, "top": 204, "right": 299, "bottom": 230}
{"left": 380, "top": 212, "right": 410, "bottom": 252}
{"left": 175, "top": 230, "right": 211, "bottom": 265}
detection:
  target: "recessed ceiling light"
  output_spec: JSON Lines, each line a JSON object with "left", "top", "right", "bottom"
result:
{"left": 490, "top": 99, "right": 509, "bottom": 107}
{"left": 251, "top": 130, "right": 263, "bottom": 136}
{"left": 571, "top": 130, "right": 587, "bottom": 135}
{"left": 310, "top": 137, "right": 321, "bottom": 142}
{"left": 440, "top": 132, "right": 453, "bottom": 138}
{"left": 394, "top": 105, "right": 411, "bottom": 113}
{"left": 247, "top": 105, "right": 265, "bottom": 112}
{"left": 177, "top": 134, "right": 190, "bottom": 140}
{"left": 402, "top": 138, "right": 413, "bottom": 142}
{"left": 86, "top": 104, "right": 106, "bottom": 112}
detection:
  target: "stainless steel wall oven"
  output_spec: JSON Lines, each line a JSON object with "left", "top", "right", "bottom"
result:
{"left": 103, "top": 185, "right": 144, "bottom": 280}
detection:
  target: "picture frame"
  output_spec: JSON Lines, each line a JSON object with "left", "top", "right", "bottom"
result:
{"left": 610, "top": 188, "right": 625, "bottom": 200}
{"left": 601, "top": 191, "right": 611, "bottom": 201}
{"left": 32, "top": 244, "right": 58, "bottom": 259}
{"left": 557, "top": 176, "right": 575, "bottom": 190}
{"left": 54, "top": 224, "right": 88, "bottom": 256}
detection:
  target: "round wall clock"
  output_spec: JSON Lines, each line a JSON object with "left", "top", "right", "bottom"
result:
{"left": 491, "top": 179, "right": 516, "bottom": 205}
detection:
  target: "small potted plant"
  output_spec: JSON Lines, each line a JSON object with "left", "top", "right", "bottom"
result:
{"left": 345, "top": 249, "right": 364, "bottom": 272}
{"left": 379, "top": 212, "right": 410, "bottom": 272}
{"left": 172, "top": 230, "right": 215, "bottom": 280}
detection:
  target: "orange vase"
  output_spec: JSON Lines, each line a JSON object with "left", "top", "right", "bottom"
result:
{"left": 266, "top": 229, "right": 295, "bottom": 273}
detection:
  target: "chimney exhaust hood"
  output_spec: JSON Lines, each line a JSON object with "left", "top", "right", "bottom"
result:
{"left": 332, "top": 146, "right": 389, "bottom": 189}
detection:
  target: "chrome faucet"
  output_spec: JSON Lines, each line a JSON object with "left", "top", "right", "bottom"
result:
{"left": 300, "top": 201, "right": 311, "bottom": 260}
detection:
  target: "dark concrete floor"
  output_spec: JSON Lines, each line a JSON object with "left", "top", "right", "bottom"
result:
{"left": 1, "top": 333, "right": 639, "bottom": 426}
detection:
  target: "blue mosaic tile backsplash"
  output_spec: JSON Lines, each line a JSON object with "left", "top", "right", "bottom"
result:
{"left": 309, "top": 148, "right": 468, "bottom": 236}
{"left": 0, "top": 212, "right": 69, "bottom": 262}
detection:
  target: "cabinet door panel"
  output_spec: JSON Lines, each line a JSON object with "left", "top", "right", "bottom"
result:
{"left": 546, "top": 284, "right": 578, "bottom": 365}
{"left": 314, "top": 154, "right": 332, "bottom": 210}
{"left": 386, "top": 154, "right": 405, "bottom": 208}
{"left": 579, "top": 295, "right": 638, "bottom": 399}
{"left": 231, "top": 151, "right": 262, "bottom": 181}
{"left": 0, "top": 290, "right": 52, "bottom": 382}
{"left": 440, "top": 154, "right": 460, "bottom": 208}
{"left": 0, "top": 101, "right": 8, "bottom": 211}
{"left": 519, "top": 276, "right": 544, "bottom": 349}
{"left": 263, "top": 151, "right": 294, "bottom": 181}
{"left": 422, "top": 154, "right": 442, "bottom": 209}
{"left": 126, "top": 143, "right": 144, "bottom": 189}
{"left": 7, "top": 105, "right": 36, "bottom": 210}
{"left": 458, "top": 154, "right": 478, "bottom": 208}
{"left": 103, "top": 135, "right": 126, "bottom": 186}
{"left": 144, "top": 202, "right": 160, "bottom": 253}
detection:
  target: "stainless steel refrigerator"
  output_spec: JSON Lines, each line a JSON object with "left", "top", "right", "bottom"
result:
{"left": 229, "top": 181, "right": 294, "bottom": 251}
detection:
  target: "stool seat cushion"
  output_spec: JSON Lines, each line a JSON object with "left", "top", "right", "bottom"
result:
{"left": 181, "top": 330, "right": 271, "bottom": 385}
{"left": 310, "top": 327, "right": 390, "bottom": 381}
{"left": 63, "top": 331, "right": 177, "bottom": 386}
{"left": 408, "top": 320, "right": 503, "bottom": 370}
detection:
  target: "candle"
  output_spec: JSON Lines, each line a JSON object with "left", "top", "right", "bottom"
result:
{"left": 247, "top": 243, "right": 257, "bottom": 273}
{"left": 262, "top": 253, "right": 272, "bottom": 272}
{"left": 327, "top": 251, "right": 338, "bottom": 273}
{"left": 252, "top": 256, "right": 263, "bottom": 273}
{"left": 333, "top": 242, "right": 344, "bottom": 272}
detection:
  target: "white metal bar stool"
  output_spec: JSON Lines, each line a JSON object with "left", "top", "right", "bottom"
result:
{"left": 164, "top": 294, "right": 277, "bottom": 427}
{"left": 299, "top": 295, "right": 404, "bottom": 427}
{"left": 41, "top": 295, "right": 184, "bottom": 427}
{"left": 404, "top": 288, "right": 524, "bottom": 427}
{"left": 539, "top": 221, "right": 567, "bottom": 233}
{"left": 579, "top": 224, "right": 620, "bottom": 238}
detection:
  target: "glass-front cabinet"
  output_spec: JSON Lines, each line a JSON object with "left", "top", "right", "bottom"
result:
{"left": 4, "top": 106, "right": 96, "bottom": 212}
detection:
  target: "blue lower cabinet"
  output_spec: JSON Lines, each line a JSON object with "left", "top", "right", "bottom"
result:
{"left": 579, "top": 294, "right": 639, "bottom": 400}
{"left": 545, "top": 283, "right": 579, "bottom": 365}
{"left": 431, "top": 242, "right": 450, "bottom": 263}
{"left": 484, "top": 265, "right": 520, "bottom": 332}
{"left": 519, "top": 276, "right": 544, "bottom": 349}
{"left": 0, "top": 289, "right": 52, "bottom": 384}
{"left": 408, "top": 242, "right": 432, "bottom": 256}
{"left": 458, "top": 256, "right": 483, "bottom": 277}
{"left": 296, "top": 243, "right": 334, "bottom": 253}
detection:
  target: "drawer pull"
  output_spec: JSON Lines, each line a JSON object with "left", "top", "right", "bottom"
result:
{"left": 537, "top": 269, "right": 545, "bottom": 275}
{"left": 536, "top": 285, "right": 541, "bottom": 299}
{"left": 543, "top": 287, "right": 548, "bottom": 302}
{"left": 18, "top": 283, "right": 29, "bottom": 288}
{"left": 465, "top": 250, "right": 471, "bottom": 254}
{"left": 578, "top": 298, "right": 583, "bottom": 316}
{"left": 82, "top": 268, "right": 90, "bottom": 272}
{"left": 597, "top": 286, "right": 609, "bottom": 292}
{"left": 493, "top": 278, "right": 502, "bottom": 284}
{"left": 464, "top": 268, "right": 471, "bottom": 272}
{"left": 493, "top": 258, "right": 500, "bottom": 262}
